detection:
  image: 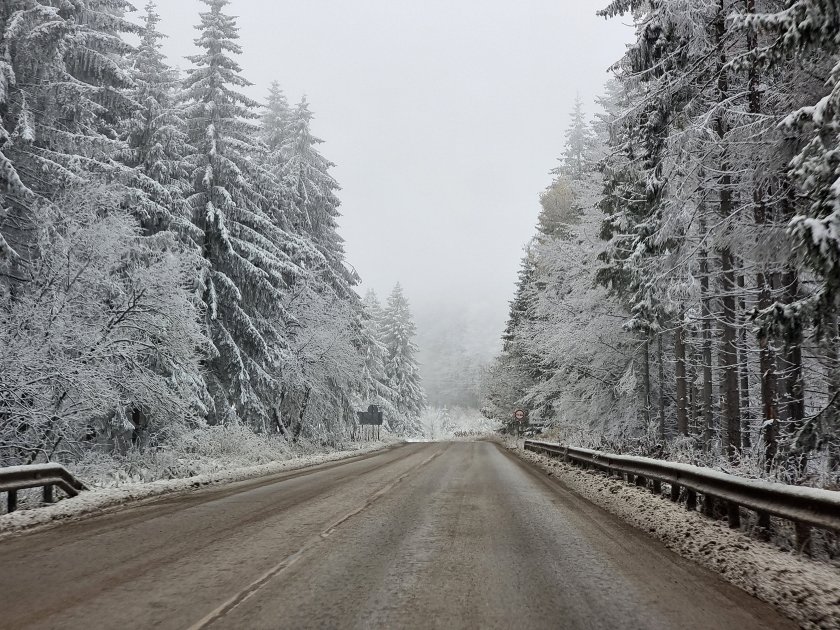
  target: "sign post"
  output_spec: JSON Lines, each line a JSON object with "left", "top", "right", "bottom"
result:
{"left": 357, "top": 405, "right": 384, "bottom": 441}
{"left": 512, "top": 409, "right": 528, "bottom": 439}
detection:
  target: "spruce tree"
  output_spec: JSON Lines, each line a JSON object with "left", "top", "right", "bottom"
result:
{"left": 262, "top": 82, "right": 291, "bottom": 153}
{"left": 382, "top": 284, "right": 425, "bottom": 432}
{"left": 746, "top": 2, "right": 840, "bottom": 333}
{"left": 281, "top": 97, "right": 358, "bottom": 296}
{"left": 554, "top": 95, "right": 597, "bottom": 180}
{"left": 183, "top": 0, "right": 300, "bottom": 427}
{"left": 359, "top": 290, "right": 399, "bottom": 421}
{"left": 0, "top": 0, "right": 138, "bottom": 277}
{"left": 123, "top": 1, "right": 193, "bottom": 236}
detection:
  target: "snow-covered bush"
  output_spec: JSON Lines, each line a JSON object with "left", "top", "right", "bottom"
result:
{"left": 420, "top": 407, "right": 500, "bottom": 440}
{"left": 0, "top": 186, "right": 208, "bottom": 467}
{"left": 72, "top": 424, "right": 296, "bottom": 486}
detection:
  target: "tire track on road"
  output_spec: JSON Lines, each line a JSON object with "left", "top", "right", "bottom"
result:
{"left": 187, "top": 446, "right": 446, "bottom": 630}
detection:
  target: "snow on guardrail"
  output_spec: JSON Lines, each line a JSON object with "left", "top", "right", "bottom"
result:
{"left": 0, "top": 463, "right": 88, "bottom": 513}
{"left": 524, "top": 440, "right": 840, "bottom": 552}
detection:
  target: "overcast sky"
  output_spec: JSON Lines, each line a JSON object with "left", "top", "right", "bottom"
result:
{"left": 152, "top": 0, "right": 632, "bottom": 355}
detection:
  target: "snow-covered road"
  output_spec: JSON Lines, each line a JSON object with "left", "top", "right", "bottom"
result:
{"left": 0, "top": 442, "right": 793, "bottom": 629}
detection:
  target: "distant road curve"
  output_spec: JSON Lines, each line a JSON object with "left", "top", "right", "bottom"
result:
{"left": 0, "top": 442, "right": 793, "bottom": 629}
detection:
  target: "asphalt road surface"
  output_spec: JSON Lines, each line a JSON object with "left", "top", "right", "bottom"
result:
{"left": 0, "top": 442, "right": 795, "bottom": 630}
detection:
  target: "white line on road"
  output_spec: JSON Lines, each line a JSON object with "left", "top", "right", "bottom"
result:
{"left": 186, "top": 448, "right": 444, "bottom": 630}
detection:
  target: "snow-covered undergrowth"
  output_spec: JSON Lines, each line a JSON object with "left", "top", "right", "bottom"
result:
{"left": 0, "top": 429, "right": 395, "bottom": 537}
{"left": 539, "top": 423, "right": 840, "bottom": 490}
{"left": 72, "top": 425, "right": 315, "bottom": 487}
{"left": 418, "top": 407, "right": 500, "bottom": 441}
{"left": 513, "top": 443, "right": 840, "bottom": 629}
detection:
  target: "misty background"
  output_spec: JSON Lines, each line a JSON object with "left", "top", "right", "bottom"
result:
{"left": 150, "top": 0, "right": 631, "bottom": 407}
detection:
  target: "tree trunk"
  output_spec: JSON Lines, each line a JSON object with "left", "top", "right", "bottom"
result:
{"left": 757, "top": 272, "right": 779, "bottom": 469}
{"left": 715, "top": 0, "right": 740, "bottom": 461}
{"left": 658, "top": 332, "right": 666, "bottom": 441}
{"left": 719, "top": 248, "right": 741, "bottom": 460}
{"left": 675, "top": 317, "right": 689, "bottom": 436}
{"left": 737, "top": 269, "right": 751, "bottom": 448}
{"left": 131, "top": 408, "right": 147, "bottom": 448}
{"left": 700, "top": 205, "right": 715, "bottom": 450}
{"left": 643, "top": 335, "right": 652, "bottom": 429}
{"left": 825, "top": 314, "right": 840, "bottom": 470}
{"left": 296, "top": 387, "right": 312, "bottom": 442}
{"left": 746, "top": 0, "right": 779, "bottom": 471}
{"left": 781, "top": 267, "right": 806, "bottom": 477}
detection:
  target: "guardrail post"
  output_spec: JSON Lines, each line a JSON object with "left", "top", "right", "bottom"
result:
{"left": 523, "top": 442, "right": 840, "bottom": 544}
{"left": 685, "top": 489, "right": 697, "bottom": 511}
{"left": 756, "top": 511, "right": 771, "bottom": 540}
{"left": 727, "top": 502, "right": 740, "bottom": 529}
{"left": 795, "top": 522, "right": 812, "bottom": 555}
{"left": 43, "top": 484, "right": 54, "bottom": 504}
{"left": 8, "top": 489, "right": 17, "bottom": 513}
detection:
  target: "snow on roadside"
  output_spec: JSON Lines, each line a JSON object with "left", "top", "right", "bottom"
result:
{"left": 513, "top": 445, "right": 840, "bottom": 630}
{"left": 0, "top": 440, "right": 394, "bottom": 539}
{"left": 418, "top": 407, "right": 500, "bottom": 441}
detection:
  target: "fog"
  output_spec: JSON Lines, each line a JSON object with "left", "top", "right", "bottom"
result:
{"left": 152, "top": 0, "right": 632, "bottom": 404}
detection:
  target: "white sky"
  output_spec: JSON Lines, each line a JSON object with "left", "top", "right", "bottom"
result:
{"left": 152, "top": 0, "right": 633, "bottom": 354}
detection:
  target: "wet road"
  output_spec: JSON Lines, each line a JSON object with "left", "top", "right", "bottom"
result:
{"left": 0, "top": 442, "right": 794, "bottom": 629}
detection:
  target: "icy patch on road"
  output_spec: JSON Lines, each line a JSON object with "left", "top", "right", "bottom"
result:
{"left": 514, "top": 445, "right": 840, "bottom": 630}
{"left": 0, "top": 441, "right": 394, "bottom": 539}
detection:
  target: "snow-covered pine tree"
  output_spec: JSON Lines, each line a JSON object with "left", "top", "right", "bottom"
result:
{"left": 598, "top": 0, "right": 748, "bottom": 451}
{"left": 280, "top": 97, "right": 358, "bottom": 296}
{"left": 502, "top": 253, "right": 543, "bottom": 379}
{"left": 183, "top": 0, "right": 302, "bottom": 428}
{"left": 363, "top": 289, "right": 387, "bottom": 339}
{"left": 554, "top": 95, "right": 597, "bottom": 181}
{"left": 258, "top": 82, "right": 293, "bottom": 235}
{"left": 262, "top": 82, "right": 291, "bottom": 153}
{"left": 745, "top": 2, "right": 840, "bottom": 332}
{"left": 260, "top": 89, "right": 367, "bottom": 440}
{"left": 736, "top": 0, "right": 840, "bottom": 471}
{"left": 122, "top": 1, "right": 193, "bottom": 236}
{"left": 482, "top": 252, "right": 539, "bottom": 422}
{"left": 0, "top": 0, "right": 138, "bottom": 279}
{"left": 358, "top": 290, "right": 400, "bottom": 426}
{"left": 382, "top": 283, "right": 425, "bottom": 433}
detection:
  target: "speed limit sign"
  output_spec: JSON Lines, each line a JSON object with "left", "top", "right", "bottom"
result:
{"left": 514, "top": 409, "right": 526, "bottom": 422}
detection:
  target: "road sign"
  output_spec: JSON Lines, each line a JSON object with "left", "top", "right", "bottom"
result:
{"left": 514, "top": 409, "right": 526, "bottom": 422}
{"left": 357, "top": 404, "right": 384, "bottom": 426}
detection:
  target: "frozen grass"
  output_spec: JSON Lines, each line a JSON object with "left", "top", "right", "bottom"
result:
{"left": 512, "top": 442, "right": 840, "bottom": 630}
{"left": 0, "top": 427, "right": 395, "bottom": 536}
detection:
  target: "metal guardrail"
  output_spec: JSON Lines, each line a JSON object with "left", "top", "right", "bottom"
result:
{"left": 0, "top": 464, "right": 88, "bottom": 513}
{"left": 524, "top": 440, "right": 840, "bottom": 551}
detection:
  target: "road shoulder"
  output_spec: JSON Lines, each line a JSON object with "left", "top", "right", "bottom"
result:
{"left": 506, "top": 441, "right": 840, "bottom": 630}
{"left": 0, "top": 441, "right": 400, "bottom": 541}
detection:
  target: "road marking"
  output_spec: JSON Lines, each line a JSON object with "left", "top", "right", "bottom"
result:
{"left": 186, "top": 448, "right": 444, "bottom": 630}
